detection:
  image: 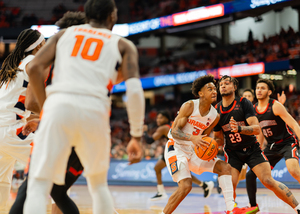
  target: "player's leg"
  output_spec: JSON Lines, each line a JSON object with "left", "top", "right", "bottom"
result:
{"left": 9, "top": 178, "right": 28, "bottom": 214}
{"left": 0, "top": 151, "right": 16, "bottom": 210}
{"left": 151, "top": 158, "right": 167, "bottom": 201}
{"left": 252, "top": 162, "right": 300, "bottom": 210}
{"left": 246, "top": 170, "right": 257, "bottom": 207}
{"left": 285, "top": 142, "right": 300, "bottom": 183}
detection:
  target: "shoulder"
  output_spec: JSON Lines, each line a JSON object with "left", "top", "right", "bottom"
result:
{"left": 214, "top": 101, "right": 221, "bottom": 110}
{"left": 118, "top": 37, "right": 137, "bottom": 55}
{"left": 272, "top": 100, "right": 286, "bottom": 116}
{"left": 178, "top": 100, "right": 194, "bottom": 116}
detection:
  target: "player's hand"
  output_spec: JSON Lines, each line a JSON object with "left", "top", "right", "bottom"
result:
{"left": 143, "top": 125, "right": 148, "bottom": 132}
{"left": 127, "top": 137, "right": 143, "bottom": 165}
{"left": 277, "top": 91, "right": 286, "bottom": 105}
{"left": 22, "top": 119, "right": 40, "bottom": 135}
{"left": 191, "top": 134, "right": 209, "bottom": 151}
{"left": 229, "top": 116, "right": 238, "bottom": 132}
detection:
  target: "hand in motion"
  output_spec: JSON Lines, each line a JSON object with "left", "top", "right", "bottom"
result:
{"left": 127, "top": 137, "right": 143, "bottom": 165}
{"left": 191, "top": 134, "right": 209, "bottom": 151}
{"left": 22, "top": 119, "right": 40, "bottom": 136}
{"left": 229, "top": 116, "right": 238, "bottom": 132}
{"left": 277, "top": 91, "right": 286, "bottom": 105}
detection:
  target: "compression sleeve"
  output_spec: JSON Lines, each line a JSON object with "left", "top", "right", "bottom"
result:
{"left": 143, "top": 132, "right": 155, "bottom": 144}
{"left": 125, "top": 78, "right": 145, "bottom": 137}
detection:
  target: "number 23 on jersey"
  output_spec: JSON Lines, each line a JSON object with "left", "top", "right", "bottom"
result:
{"left": 71, "top": 35, "right": 104, "bottom": 61}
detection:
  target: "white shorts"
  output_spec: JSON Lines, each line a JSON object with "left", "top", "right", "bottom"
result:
{"left": 0, "top": 122, "right": 33, "bottom": 184}
{"left": 29, "top": 93, "right": 111, "bottom": 185}
{"left": 164, "top": 139, "right": 219, "bottom": 183}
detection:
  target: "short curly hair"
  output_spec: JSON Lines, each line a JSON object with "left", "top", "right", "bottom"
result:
{"left": 191, "top": 75, "right": 216, "bottom": 97}
{"left": 256, "top": 79, "right": 275, "bottom": 93}
{"left": 218, "top": 75, "right": 239, "bottom": 96}
{"left": 55, "top": 11, "right": 86, "bottom": 29}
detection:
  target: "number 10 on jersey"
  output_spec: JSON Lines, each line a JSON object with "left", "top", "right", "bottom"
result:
{"left": 71, "top": 35, "right": 104, "bottom": 61}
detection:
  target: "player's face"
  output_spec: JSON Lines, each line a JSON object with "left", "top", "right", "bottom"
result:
{"left": 243, "top": 91, "right": 254, "bottom": 102}
{"left": 156, "top": 114, "right": 168, "bottom": 126}
{"left": 256, "top": 83, "right": 270, "bottom": 100}
{"left": 219, "top": 78, "right": 235, "bottom": 97}
{"left": 201, "top": 82, "right": 217, "bottom": 103}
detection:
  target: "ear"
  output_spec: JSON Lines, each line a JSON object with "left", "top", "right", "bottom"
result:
{"left": 268, "top": 90, "right": 272, "bottom": 96}
{"left": 198, "top": 91, "right": 203, "bottom": 98}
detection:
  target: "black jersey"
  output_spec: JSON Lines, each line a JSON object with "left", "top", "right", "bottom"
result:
{"left": 254, "top": 98, "right": 294, "bottom": 145}
{"left": 214, "top": 97, "right": 257, "bottom": 150}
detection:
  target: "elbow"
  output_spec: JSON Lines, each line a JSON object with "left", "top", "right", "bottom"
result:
{"left": 254, "top": 127, "right": 260, "bottom": 135}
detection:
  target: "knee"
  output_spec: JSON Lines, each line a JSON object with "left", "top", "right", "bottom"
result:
{"left": 288, "top": 168, "right": 300, "bottom": 178}
{"left": 154, "top": 165, "right": 161, "bottom": 173}
{"left": 246, "top": 170, "right": 257, "bottom": 180}
{"left": 260, "top": 176, "right": 274, "bottom": 189}
{"left": 179, "top": 179, "right": 192, "bottom": 195}
{"left": 219, "top": 162, "right": 231, "bottom": 175}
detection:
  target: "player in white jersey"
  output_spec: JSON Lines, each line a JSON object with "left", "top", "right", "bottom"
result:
{"left": 0, "top": 28, "right": 45, "bottom": 209}
{"left": 23, "top": 0, "right": 145, "bottom": 214}
{"left": 162, "top": 75, "right": 256, "bottom": 214}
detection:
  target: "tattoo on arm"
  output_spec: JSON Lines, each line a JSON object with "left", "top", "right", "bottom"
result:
{"left": 240, "top": 126, "right": 254, "bottom": 135}
{"left": 171, "top": 128, "right": 192, "bottom": 141}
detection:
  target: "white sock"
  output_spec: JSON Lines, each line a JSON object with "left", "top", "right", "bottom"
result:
{"left": 24, "top": 178, "right": 53, "bottom": 214}
{"left": 294, "top": 204, "right": 300, "bottom": 212}
{"left": 157, "top": 184, "right": 165, "bottom": 193}
{"left": 161, "top": 212, "right": 165, "bottom": 214}
{"left": 87, "top": 172, "right": 114, "bottom": 214}
{"left": 0, "top": 183, "right": 11, "bottom": 209}
{"left": 218, "top": 175, "right": 235, "bottom": 211}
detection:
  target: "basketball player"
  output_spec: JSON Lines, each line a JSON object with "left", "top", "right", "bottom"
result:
{"left": 9, "top": 12, "right": 86, "bottom": 214}
{"left": 0, "top": 29, "right": 45, "bottom": 210}
{"left": 214, "top": 75, "right": 300, "bottom": 214}
{"left": 246, "top": 79, "right": 300, "bottom": 211}
{"left": 144, "top": 111, "right": 214, "bottom": 200}
{"left": 23, "top": 0, "right": 145, "bottom": 213}
{"left": 161, "top": 75, "right": 256, "bottom": 214}
{"left": 242, "top": 89, "right": 255, "bottom": 103}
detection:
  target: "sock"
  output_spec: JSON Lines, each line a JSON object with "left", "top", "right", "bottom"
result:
{"left": 294, "top": 204, "right": 300, "bottom": 211}
{"left": 161, "top": 212, "right": 165, "bottom": 214}
{"left": 87, "top": 172, "right": 114, "bottom": 214}
{"left": 201, "top": 182, "right": 207, "bottom": 189}
{"left": 218, "top": 175, "right": 235, "bottom": 211}
{"left": 157, "top": 184, "right": 165, "bottom": 194}
{"left": 246, "top": 170, "right": 258, "bottom": 207}
{"left": 24, "top": 178, "right": 53, "bottom": 214}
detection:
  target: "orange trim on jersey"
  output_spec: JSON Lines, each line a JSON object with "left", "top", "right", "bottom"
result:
{"left": 39, "top": 109, "right": 44, "bottom": 119}
{"left": 255, "top": 103, "right": 269, "bottom": 115}
{"left": 16, "top": 126, "right": 23, "bottom": 136}
{"left": 5, "top": 80, "right": 10, "bottom": 89}
{"left": 261, "top": 151, "right": 268, "bottom": 161}
{"left": 69, "top": 167, "right": 83, "bottom": 176}
{"left": 167, "top": 139, "right": 174, "bottom": 147}
{"left": 292, "top": 147, "right": 299, "bottom": 160}
{"left": 107, "top": 79, "right": 113, "bottom": 92}
{"left": 240, "top": 97, "right": 244, "bottom": 102}
{"left": 18, "top": 95, "right": 26, "bottom": 104}
{"left": 220, "top": 100, "right": 237, "bottom": 114}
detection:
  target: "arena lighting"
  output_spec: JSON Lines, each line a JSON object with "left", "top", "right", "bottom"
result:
{"left": 250, "top": 0, "right": 288, "bottom": 9}
{"left": 287, "top": 69, "right": 297, "bottom": 75}
{"left": 218, "top": 62, "right": 265, "bottom": 78}
{"left": 259, "top": 74, "right": 283, "bottom": 80}
{"left": 172, "top": 4, "right": 224, "bottom": 26}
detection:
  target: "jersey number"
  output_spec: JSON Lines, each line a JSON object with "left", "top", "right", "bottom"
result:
{"left": 229, "top": 133, "right": 242, "bottom": 143}
{"left": 263, "top": 128, "right": 273, "bottom": 137}
{"left": 192, "top": 127, "right": 200, "bottom": 135}
{"left": 71, "top": 35, "right": 104, "bottom": 61}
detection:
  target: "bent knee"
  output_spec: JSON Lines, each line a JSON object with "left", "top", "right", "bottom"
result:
{"left": 260, "top": 176, "right": 275, "bottom": 188}
{"left": 178, "top": 179, "right": 192, "bottom": 194}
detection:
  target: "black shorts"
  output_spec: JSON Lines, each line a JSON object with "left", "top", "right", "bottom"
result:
{"left": 224, "top": 143, "right": 268, "bottom": 172}
{"left": 66, "top": 147, "right": 84, "bottom": 178}
{"left": 264, "top": 138, "right": 299, "bottom": 169}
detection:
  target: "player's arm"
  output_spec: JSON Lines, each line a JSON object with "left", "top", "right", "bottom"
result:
{"left": 257, "top": 129, "right": 267, "bottom": 150}
{"left": 203, "top": 114, "right": 220, "bottom": 136}
{"left": 273, "top": 100, "right": 300, "bottom": 140}
{"left": 119, "top": 38, "right": 145, "bottom": 164}
{"left": 171, "top": 101, "right": 209, "bottom": 149}
{"left": 153, "top": 125, "right": 170, "bottom": 140}
{"left": 213, "top": 129, "right": 224, "bottom": 146}
{"left": 27, "top": 30, "right": 66, "bottom": 111}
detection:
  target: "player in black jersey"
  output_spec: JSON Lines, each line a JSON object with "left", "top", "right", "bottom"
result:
{"left": 246, "top": 79, "right": 300, "bottom": 211}
{"left": 144, "top": 111, "right": 214, "bottom": 200}
{"left": 214, "top": 75, "right": 300, "bottom": 214}
{"left": 9, "top": 12, "right": 85, "bottom": 214}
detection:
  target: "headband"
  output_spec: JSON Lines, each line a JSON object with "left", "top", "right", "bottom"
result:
{"left": 25, "top": 34, "right": 45, "bottom": 52}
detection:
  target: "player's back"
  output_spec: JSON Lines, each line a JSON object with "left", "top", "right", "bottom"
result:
{"left": 47, "top": 24, "right": 122, "bottom": 102}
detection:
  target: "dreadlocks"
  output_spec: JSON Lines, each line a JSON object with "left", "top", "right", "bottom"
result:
{"left": 0, "top": 29, "right": 41, "bottom": 88}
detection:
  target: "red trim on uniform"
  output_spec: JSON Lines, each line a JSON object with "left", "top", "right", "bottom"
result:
{"left": 240, "top": 97, "right": 244, "bottom": 102}
{"left": 16, "top": 127, "right": 23, "bottom": 136}
{"left": 272, "top": 99, "right": 275, "bottom": 104}
{"left": 220, "top": 100, "right": 237, "bottom": 114}
{"left": 255, "top": 103, "right": 269, "bottom": 115}
{"left": 286, "top": 124, "right": 293, "bottom": 135}
{"left": 18, "top": 95, "right": 26, "bottom": 104}
{"left": 223, "top": 149, "right": 228, "bottom": 163}
{"left": 39, "top": 109, "right": 44, "bottom": 120}
{"left": 214, "top": 104, "right": 218, "bottom": 109}
{"left": 261, "top": 151, "right": 268, "bottom": 161}
{"left": 292, "top": 147, "right": 299, "bottom": 160}
{"left": 167, "top": 139, "right": 175, "bottom": 148}
{"left": 106, "top": 79, "right": 113, "bottom": 92}
{"left": 165, "top": 124, "right": 171, "bottom": 129}
{"left": 17, "top": 114, "right": 24, "bottom": 119}
{"left": 69, "top": 167, "right": 83, "bottom": 176}
{"left": 270, "top": 165, "right": 274, "bottom": 170}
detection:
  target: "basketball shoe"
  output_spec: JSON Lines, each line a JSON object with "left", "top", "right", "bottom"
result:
{"left": 202, "top": 181, "right": 214, "bottom": 198}
{"left": 150, "top": 192, "right": 168, "bottom": 201}
{"left": 226, "top": 206, "right": 259, "bottom": 214}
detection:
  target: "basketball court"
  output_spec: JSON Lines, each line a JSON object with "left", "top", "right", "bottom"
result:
{"left": 4, "top": 185, "right": 300, "bottom": 214}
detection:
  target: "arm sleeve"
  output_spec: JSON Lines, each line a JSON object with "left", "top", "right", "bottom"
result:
{"left": 241, "top": 97, "right": 256, "bottom": 119}
{"left": 143, "top": 132, "right": 155, "bottom": 144}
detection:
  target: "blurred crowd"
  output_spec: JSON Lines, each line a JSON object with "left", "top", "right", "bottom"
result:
{"left": 140, "top": 27, "right": 300, "bottom": 77}
{"left": 0, "top": 0, "right": 20, "bottom": 27}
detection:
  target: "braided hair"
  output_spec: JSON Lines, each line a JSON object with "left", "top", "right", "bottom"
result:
{"left": 0, "top": 29, "right": 41, "bottom": 87}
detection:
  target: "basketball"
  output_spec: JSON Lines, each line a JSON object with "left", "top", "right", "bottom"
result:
{"left": 194, "top": 136, "right": 218, "bottom": 161}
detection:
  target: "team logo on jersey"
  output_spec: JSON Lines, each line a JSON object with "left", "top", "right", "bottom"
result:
{"left": 259, "top": 120, "right": 277, "bottom": 128}
{"left": 234, "top": 104, "right": 240, "bottom": 110}
{"left": 187, "top": 119, "right": 208, "bottom": 130}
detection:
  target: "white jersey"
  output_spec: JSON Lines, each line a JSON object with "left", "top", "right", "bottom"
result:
{"left": 47, "top": 24, "right": 122, "bottom": 104}
{"left": 0, "top": 55, "right": 33, "bottom": 126}
{"left": 168, "top": 99, "right": 218, "bottom": 147}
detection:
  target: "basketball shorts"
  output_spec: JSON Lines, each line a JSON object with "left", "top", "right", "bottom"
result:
{"left": 0, "top": 122, "right": 33, "bottom": 184}
{"left": 264, "top": 137, "right": 299, "bottom": 169}
{"left": 224, "top": 142, "right": 268, "bottom": 172}
{"left": 164, "top": 139, "right": 219, "bottom": 183}
{"left": 29, "top": 93, "right": 111, "bottom": 185}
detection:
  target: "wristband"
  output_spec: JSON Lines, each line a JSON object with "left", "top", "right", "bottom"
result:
{"left": 238, "top": 126, "right": 241, "bottom": 132}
